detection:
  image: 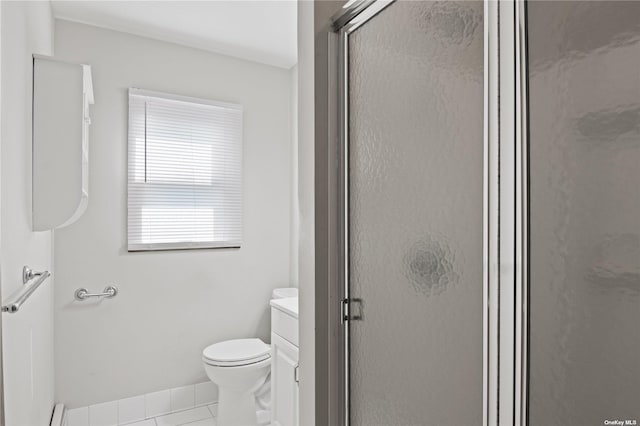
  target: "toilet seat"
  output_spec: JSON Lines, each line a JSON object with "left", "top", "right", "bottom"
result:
{"left": 203, "top": 338, "right": 270, "bottom": 367}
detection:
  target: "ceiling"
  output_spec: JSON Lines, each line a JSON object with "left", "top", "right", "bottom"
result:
{"left": 50, "top": 0, "right": 297, "bottom": 69}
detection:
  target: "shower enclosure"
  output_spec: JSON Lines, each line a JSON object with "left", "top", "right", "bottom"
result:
{"left": 317, "top": 1, "right": 640, "bottom": 425}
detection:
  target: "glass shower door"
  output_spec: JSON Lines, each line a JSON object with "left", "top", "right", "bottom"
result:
{"left": 527, "top": 1, "right": 640, "bottom": 424}
{"left": 345, "top": 1, "right": 485, "bottom": 424}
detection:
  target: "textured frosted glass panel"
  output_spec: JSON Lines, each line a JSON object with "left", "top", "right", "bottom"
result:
{"left": 348, "top": 2, "right": 484, "bottom": 425}
{"left": 528, "top": 2, "right": 640, "bottom": 424}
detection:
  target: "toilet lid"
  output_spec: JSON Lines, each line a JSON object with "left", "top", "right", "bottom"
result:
{"left": 202, "top": 338, "right": 270, "bottom": 366}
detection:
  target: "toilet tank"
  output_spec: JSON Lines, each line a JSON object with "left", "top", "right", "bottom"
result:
{"left": 271, "top": 287, "right": 298, "bottom": 299}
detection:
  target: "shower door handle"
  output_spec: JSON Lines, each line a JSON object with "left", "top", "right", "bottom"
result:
{"left": 341, "top": 298, "right": 363, "bottom": 322}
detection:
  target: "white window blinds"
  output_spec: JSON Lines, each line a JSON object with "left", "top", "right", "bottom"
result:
{"left": 128, "top": 89, "right": 243, "bottom": 251}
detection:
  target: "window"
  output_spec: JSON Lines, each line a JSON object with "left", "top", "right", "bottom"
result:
{"left": 127, "top": 89, "right": 242, "bottom": 251}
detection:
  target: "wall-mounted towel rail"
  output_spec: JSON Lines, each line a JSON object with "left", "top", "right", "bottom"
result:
{"left": 75, "top": 286, "right": 118, "bottom": 301}
{"left": 2, "top": 266, "right": 51, "bottom": 313}
{"left": 23, "top": 266, "right": 44, "bottom": 284}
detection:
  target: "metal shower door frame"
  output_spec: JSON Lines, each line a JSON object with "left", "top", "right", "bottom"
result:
{"left": 0, "top": 2, "right": 4, "bottom": 423}
{"left": 325, "top": 0, "right": 530, "bottom": 425}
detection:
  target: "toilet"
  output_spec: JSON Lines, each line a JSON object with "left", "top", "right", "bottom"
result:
{"left": 202, "top": 288, "right": 298, "bottom": 426}
{"left": 203, "top": 338, "right": 271, "bottom": 426}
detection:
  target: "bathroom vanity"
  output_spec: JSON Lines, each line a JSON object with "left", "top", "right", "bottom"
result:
{"left": 270, "top": 297, "right": 299, "bottom": 426}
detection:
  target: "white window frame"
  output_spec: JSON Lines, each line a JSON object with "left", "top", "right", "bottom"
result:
{"left": 127, "top": 88, "right": 243, "bottom": 252}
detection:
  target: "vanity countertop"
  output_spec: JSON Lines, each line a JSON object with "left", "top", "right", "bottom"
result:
{"left": 270, "top": 297, "right": 298, "bottom": 319}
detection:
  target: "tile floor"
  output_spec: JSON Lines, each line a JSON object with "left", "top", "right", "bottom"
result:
{"left": 127, "top": 404, "right": 218, "bottom": 426}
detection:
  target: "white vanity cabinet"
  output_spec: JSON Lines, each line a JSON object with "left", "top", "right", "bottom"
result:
{"left": 270, "top": 297, "right": 299, "bottom": 426}
{"left": 32, "top": 55, "right": 94, "bottom": 231}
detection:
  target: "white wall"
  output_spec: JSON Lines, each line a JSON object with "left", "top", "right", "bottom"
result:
{"left": 53, "top": 20, "right": 294, "bottom": 408}
{"left": 297, "top": 2, "right": 346, "bottom": 423}
{"left": 296, "top": 1, "right": 315, "bottom": 424}
{"left": 290, "top": 64, "right": 299, "bottom": 288}
{"left": 1, "top": 2, "right": 55, "bottom": 425}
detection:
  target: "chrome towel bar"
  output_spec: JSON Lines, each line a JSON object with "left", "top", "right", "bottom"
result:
{"left": 2, "top": 266, "right": 51, "bottom": 314}
{"left": 23, "top": 265, "right": 44, "bottom": 284}
{"left": 75, "top": 286, "right": 118, "bottom": 301}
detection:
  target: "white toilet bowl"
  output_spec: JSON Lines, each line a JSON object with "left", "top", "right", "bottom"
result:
{"left": 202, "top": 338, "right": 271, "bottom": 426}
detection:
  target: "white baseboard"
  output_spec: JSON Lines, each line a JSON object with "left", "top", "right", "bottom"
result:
{"left": 64, "top": 381, "right": 218, "bottom": 426}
